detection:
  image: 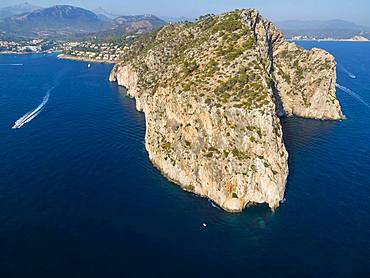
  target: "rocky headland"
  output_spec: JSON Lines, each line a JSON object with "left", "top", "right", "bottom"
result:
{"left": 109, "top": 9, "right": 344, "bottom": 212}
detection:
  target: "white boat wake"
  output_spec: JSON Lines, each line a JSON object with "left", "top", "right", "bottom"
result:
{"left": 336, "top": 83, "right": 370, "bottom": 109}
{"left": 0, "top": 64, "right": 24, "bottom": 66}
{"left": 338, "top": 64, "right": 356, "bottom": 79}
{"left": 12, "top": 86, "right": 55, "bottom": 129}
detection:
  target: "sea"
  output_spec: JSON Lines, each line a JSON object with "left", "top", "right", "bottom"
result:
{"left": 0, "top": 42, "right": 369, "bottom": 277}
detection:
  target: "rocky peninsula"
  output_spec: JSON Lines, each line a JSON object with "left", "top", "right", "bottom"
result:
{"left": 109, "top": 9, "right": 344, "bottom": 212}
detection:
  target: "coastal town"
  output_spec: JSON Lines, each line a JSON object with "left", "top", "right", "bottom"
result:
{"left": 58, "top": 40, "right": 132, "bottom": 63}
{"left": 0, "top": 39, "right": 59, "bottom": 53}
{"left": 0, "top": 37, "right": 134, "bottom": 63}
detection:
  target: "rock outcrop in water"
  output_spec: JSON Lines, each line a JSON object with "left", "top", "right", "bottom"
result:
{"left": 110, "top": 9, "right": 344, "bottom": 212}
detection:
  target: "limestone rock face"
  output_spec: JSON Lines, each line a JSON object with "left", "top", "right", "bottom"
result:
{"left": 274, "top": 46, "right": 344, "bottom": 119}
{"left": 242, "top": 9, "right": 344, "bottom": 119}
{"left": 110, "top": 9, "right": 343, "bottom": 212}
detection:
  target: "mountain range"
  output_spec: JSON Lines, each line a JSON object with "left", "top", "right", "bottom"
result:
{"left": 1, "top": 3, "right": 369, "bottom": 41}
{"left": 0, "top": 4, "right": 166, "bottom": 39}
{"left": 0, "top": 2, "right": 41, "bottom": 19}
{"left": 93, "top": 7, "right": 121, "bottom": 21}
{"left": 277, "top": 19, "right": 370, "bottom": 39}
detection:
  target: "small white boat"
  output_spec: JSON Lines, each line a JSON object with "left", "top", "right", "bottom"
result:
{"left": 87, "top": 64, "right": 91, "bottom": 68}
{"left": 203, "top": 223, "right": 207, "bottom": 227}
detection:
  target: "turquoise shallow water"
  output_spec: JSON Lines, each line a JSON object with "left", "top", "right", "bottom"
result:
{"left": 0, "top": 43, "right": 369, "bottom": 277}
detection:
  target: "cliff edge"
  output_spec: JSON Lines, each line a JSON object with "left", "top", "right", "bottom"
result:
{"left": 110, "top": 9, "right": 344, "bottom": 212}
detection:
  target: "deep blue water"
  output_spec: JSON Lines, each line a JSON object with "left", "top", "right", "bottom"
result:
{"left": 0, "top": 43, "right": 369, "bottom": 277}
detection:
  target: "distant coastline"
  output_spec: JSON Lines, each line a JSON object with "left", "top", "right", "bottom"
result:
{"left": 57, "top": 54, "right": 116, "bottom": 64}
{"left": 0, "top": 51, "right": 118, "bottom": 64}
{"left": 289, "top": 35, "right": 370, "bottom": 43}
{"left": 0, "top": 50, "right": 56, "bottom": 55}
{"left": 290, "top": 39, "right": 370, "bottom": 42}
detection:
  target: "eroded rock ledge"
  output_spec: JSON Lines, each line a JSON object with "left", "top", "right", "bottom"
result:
{"left": 110, "top": 9, "right": 344, "bottom": 212}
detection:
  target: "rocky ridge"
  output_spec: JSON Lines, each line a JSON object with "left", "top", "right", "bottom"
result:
{"left": 110, "top": 9, "right": 344, "bottom": 212}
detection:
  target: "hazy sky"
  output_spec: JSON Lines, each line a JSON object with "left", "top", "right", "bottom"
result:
{"left": 1, "top": 0, "right": 369, "bottom": 25}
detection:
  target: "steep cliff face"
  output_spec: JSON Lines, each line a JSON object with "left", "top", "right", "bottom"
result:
{"left": 242, "top": 9, "right": 344, "bottom": 119}
{"left": 110, "top": 9, "right": 343, "bottom": 212}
